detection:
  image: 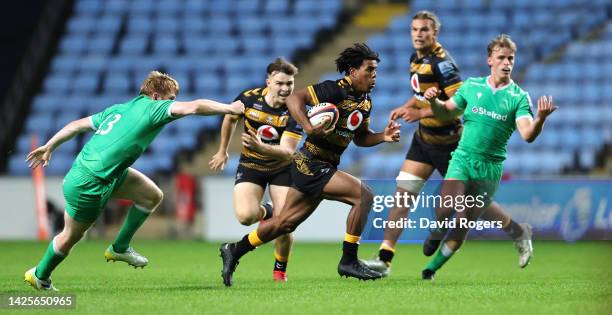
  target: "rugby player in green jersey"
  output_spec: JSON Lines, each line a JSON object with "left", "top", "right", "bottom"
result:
{"left": 24, "top": 71, "right": 244, "bottom": 290}
{"left": 420, "top": 34, "right": 557, "bottom": 280}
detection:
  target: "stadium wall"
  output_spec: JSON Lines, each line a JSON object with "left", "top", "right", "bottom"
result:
{"left": 1, "top": 177, "right": 610, "bottom": 241}
{"left": 0, "top": 177, "right": 352, "bottom": 241}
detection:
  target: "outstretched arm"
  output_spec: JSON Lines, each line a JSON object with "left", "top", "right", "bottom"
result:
{"left": 424, "top": 87, "right": 463, "bottom": 120}
{"left": 516, "top": 95, "right": 557, "bottom": 143}
{"left": 171, "top": 99, "right": 244, "bottom": 117}
{"left": 353, "top": 120, "right": 400, "bottom": 147}
{"left": 26, "top": 117, "right": 92, "bottom": 168}
{"left": 389, "top": 96, "right": 435, "bottom": 123}
{"left": 209, "top": 114, "right": 241, "bottom": 172}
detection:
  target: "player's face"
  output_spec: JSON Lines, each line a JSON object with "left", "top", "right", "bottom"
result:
{"left": 411, "top": 18, "right": 437, "bottom": 52}
{"left": 266, "top": 71, "right": 294, "bottom": 106}
{"left": 488, "top": 46, "right": 515, "bottom": 81}
{"left": 350, "top": 59, "right": 378, "bottom": 93}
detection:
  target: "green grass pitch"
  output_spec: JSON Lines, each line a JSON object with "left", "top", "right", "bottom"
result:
{"left": 1, "top": 240, "right": 610, "bottom": 314}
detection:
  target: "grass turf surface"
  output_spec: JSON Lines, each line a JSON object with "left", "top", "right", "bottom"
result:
{"left": 1, "top": 240, "right": 610, "bottom": 314}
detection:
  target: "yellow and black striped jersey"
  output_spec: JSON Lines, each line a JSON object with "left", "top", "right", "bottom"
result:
{"left": 304, "top": 76, "right": 372, "bottom": 166}
{"left": 410, "top": 42, "right": 463, "bottom": 144}
{"left": 234, "top": 87, "right": 303, "bottom": 171}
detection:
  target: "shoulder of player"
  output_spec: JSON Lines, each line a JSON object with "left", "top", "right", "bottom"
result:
{"left": 237, "top": 87, "right": 267, "bottom": 105}
{"left": 507, "top": 83, "right": 530, "bottom": 101}
{"left": 239, "top": 87, "right": 266, "bottom": 99}
{"left": 431, "top": 43, "right": 450, "bottom": 59}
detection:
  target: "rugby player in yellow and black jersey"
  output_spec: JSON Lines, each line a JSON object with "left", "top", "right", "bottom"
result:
{"left": 362, "top": 11, "right": 533, "bottom": 278}
{"left": 219, "top": 44, "right": 401, "bottom": 286}
{"left": 209, "top": 58, "right": 302, "bottom": 282}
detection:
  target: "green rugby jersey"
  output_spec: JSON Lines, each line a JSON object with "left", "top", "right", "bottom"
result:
{"left": 75, "top": 95, "right": 177, "bottom": 180}
{"left": 452, "top": 76, "right": 533, "bottom": 161}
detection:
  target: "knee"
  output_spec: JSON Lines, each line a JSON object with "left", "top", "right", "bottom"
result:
{"left": 361, "top": 183, "right": 374, "bottom": 208}
{"left": 56, "top": 230, "right": 83, "bottom": 251}
{"left": 151, "top": 188, "right": 164, "bottom": 209}
{"left": 277, "top": 218, "right": 297, "bottom": 234}
{"left": 235, "top": 207, "right": 258, "bottom": 226}
{"left": 140, "top": 187, "right": 163, "bottom": 211}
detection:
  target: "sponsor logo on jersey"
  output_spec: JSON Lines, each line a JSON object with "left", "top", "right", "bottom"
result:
{"left": 410, "top": 73, "right": 420, "bottom": 92}
{"left": 257, "top": 125, "right": 279, "bottom": 141}
{"left": 437, "top": 60, "right": 456, "bottom": 78}
{"left": 249, "top": 111, "right": 260, "bottom": 119}
{"left": 346, "top": 110, "right": 363, "bottom": 131}
{"left": 253, "top": 103, "right": 263, "bottom": 110}
{"left": 472, "top": 106, "right": 508, "bottom": 121}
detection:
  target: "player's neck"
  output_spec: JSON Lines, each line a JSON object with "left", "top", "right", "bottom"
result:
{"left": 264, "top": 93, "right": 283, "bottom": 109}
{"left": 416, "top": 47, "right": 432, "bottom": 59}
{"left": 488, "top": 75, "right": 511, "bottom": 88}
{"left": 416, "top": 43, "right": 436, "bottom": 59}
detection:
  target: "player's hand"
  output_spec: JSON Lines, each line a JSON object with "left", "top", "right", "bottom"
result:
{"left": 383, "top": 120, "right": 401, "bottom": 142}
{"left": 26, "top": 145, "right": 52, "bottom": 168}
{"left": 423, "top": 87, "right": 440, "bottom": 101}
{"left": 389, "top": 106, "right": 407, "bottom": 121}
{"left": 536, "top": 95, "right": 557, "bottom": 120}
{"left": 305, "top": 117, "right": 335, "bottom": 138}
{"left": 242, "top": 129, "right": 264, "bottom": 152}
{"left": 208, "top": 150, "right": 229, "bottom": 172}
{"left": 228, "top": 100, "right": 245, "bottom": 115}
{"left": 399, "top": 107, "right": 424, "bottom": 123}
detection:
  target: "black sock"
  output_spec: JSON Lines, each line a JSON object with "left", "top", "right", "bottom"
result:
{"left": 502, "top": 220, "right": 524, "bottom": 240}
{"left": 262, "top": 203, "right": 273, "bottom": 220}
{"left": 379, "top": 249, "right": 394, "bottom": 264}
{"left": 231, "top": 235, "right": 256, "bottom": 258}
{"left": 274, "top": 259, "right": 287, "bottom": 272}
{"left": 340, "top": 241, "right": 358, "bottom": 265}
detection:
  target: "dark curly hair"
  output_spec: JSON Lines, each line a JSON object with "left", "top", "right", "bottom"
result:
{"left": 335, "top": 43, "right": 380, "bottom": 75}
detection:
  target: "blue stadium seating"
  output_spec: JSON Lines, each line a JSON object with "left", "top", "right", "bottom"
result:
{"left": 10, "top": 0, "right": 609, "bottom": 177}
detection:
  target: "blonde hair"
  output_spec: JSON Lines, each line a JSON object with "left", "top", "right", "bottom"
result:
{"left": 139, "top": 71, "right": 179, "bottom": 97}
{"left": 413, "top": 10, "right": 441, "bottom": 32}
{"left": 487, "top": 34, "right": 517, "bottom": 56}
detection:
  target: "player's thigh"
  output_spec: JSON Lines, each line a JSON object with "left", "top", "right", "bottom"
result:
{"left": 276, "top": 187, "right": 322, "bottom": 227}
{"left": 399, "top": 159, "right": 435, "bottom": 179}
{"left": 63, "top": 166, "right": 108, "bottom": 223}
{"left": 233, "top": 182, "right": 265, "bottom": 215}
{"left": 269, "top": 185, "right": 289, "bottom": 216}
{"left": 321, "top": 170, "right": 369, "bottom": 206}
{"left": 111, "top": 168, "right": 162, "bottom": 209}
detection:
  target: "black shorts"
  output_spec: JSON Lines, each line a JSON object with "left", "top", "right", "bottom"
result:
{"left": 290, "top": 152, "right": 337, "bottom": 195}
{"left": 234, "top": 164, "right": 292, "bottom": 188}
{"left": 405, "top": 132, "right": 458, "bottom": 176}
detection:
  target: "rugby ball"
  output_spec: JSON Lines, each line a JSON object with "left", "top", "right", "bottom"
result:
{"left": 307, "top": 103, "right": 339, "bottom": 129}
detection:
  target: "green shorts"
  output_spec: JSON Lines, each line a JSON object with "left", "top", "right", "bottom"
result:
{"left": 445, "top": 149, "right": 503, "bottom": 206}
{"left": 63, "top": 165, "right": 129, "bottom": 223}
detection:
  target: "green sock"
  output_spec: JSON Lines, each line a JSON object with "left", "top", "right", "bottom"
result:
{"left": 425, "top": 244, "right": 455, "bottom": 272}
{"left": 35, "top": 238, "right": 66, "bottom": 280}
{"left": 112, "top": 205, "right": 151, "bottom": 253}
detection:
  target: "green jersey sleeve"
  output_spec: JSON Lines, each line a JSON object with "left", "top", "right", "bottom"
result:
{"left": 451, "top": 79, "right": 470, "bottom": 111}
{"left": 515, "top": 93, "right": 534, "bottom": 121}
{"left": 149, "top": 100, "right": 177, "bottom": 125}
{"left": 89, "top": 105, "right": 118, "bottom": 131}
